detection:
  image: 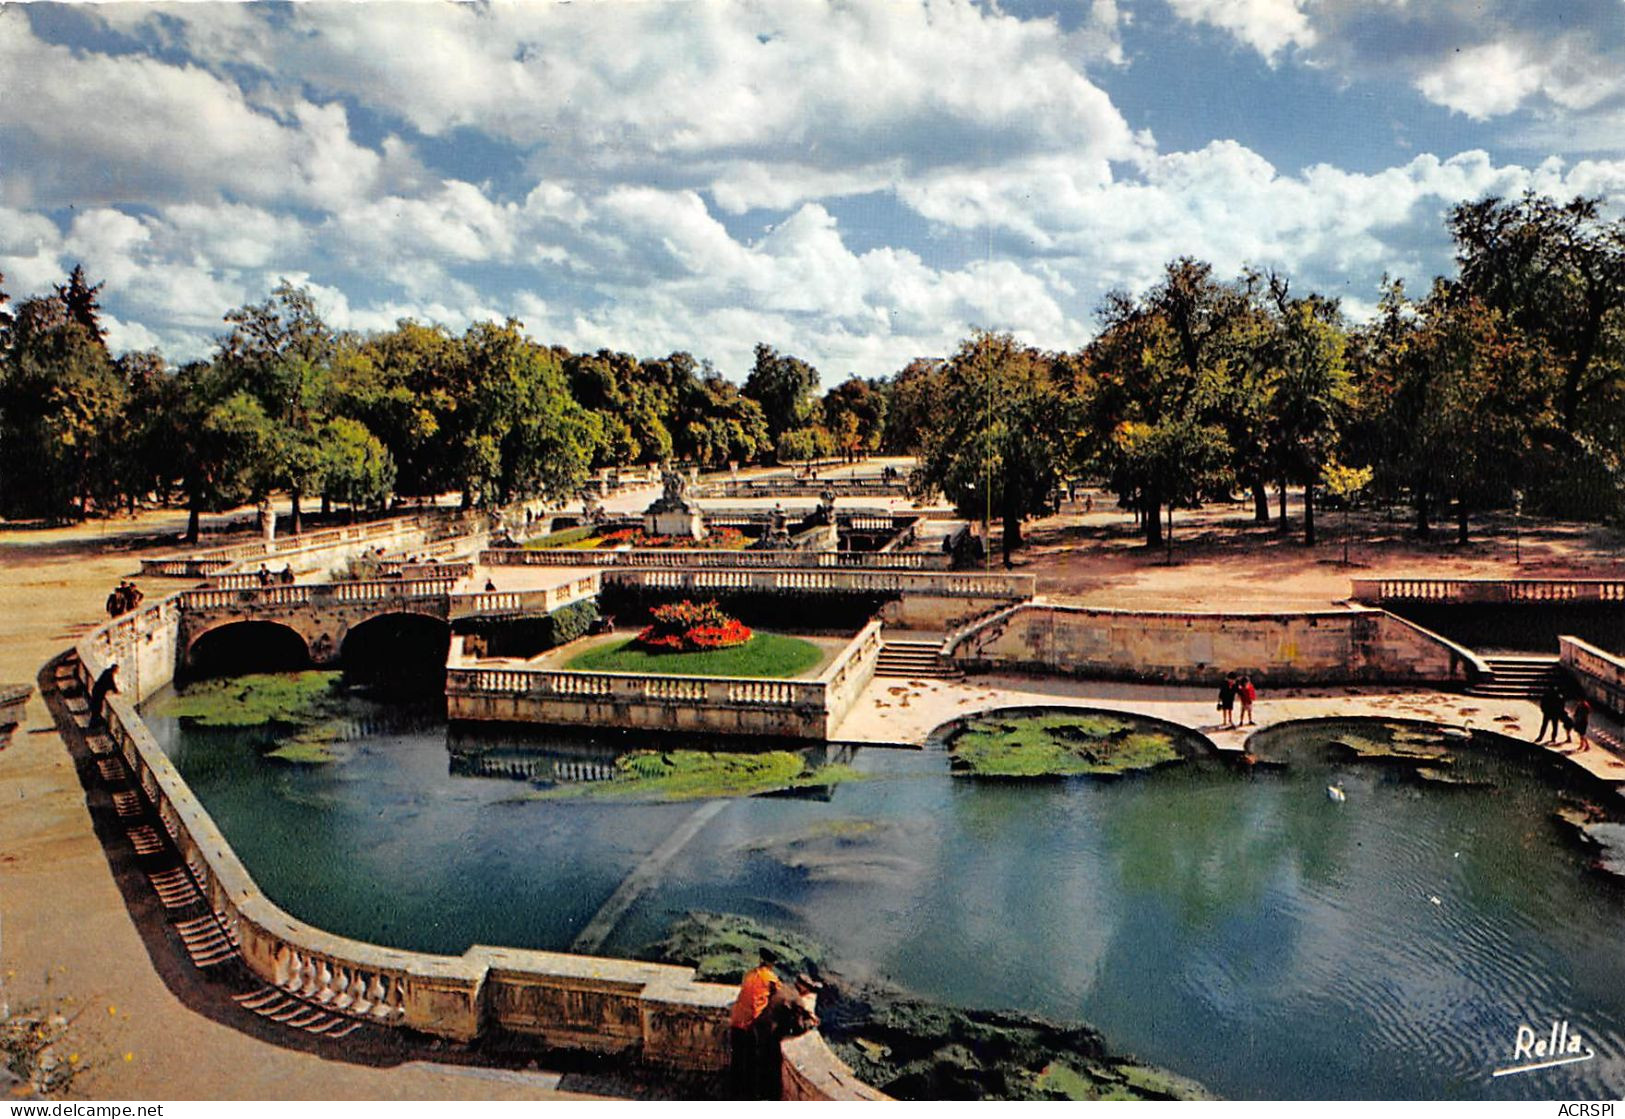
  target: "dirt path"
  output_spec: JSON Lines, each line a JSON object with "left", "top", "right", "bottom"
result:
{"left": 0, "top": 509, "right": 601, "bottom": 1100}
{"left": 1011, "top": 490, "right": 1625, "bottom": 610}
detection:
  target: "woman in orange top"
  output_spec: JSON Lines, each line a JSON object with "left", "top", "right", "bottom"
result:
{"left": 729, "top": 948, "right": 782, "bottom": 1098}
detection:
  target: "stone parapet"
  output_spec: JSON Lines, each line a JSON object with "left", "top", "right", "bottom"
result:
{"left": 483, "top": 547, "right": 951, "bottom": 570}
{"left": 1561, "top": 635, "right": 1625, "bottom": 717}
{"left": 1351, "top": 577, "right": 1625, "bottom": 604}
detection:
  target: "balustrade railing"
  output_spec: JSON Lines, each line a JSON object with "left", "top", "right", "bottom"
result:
{"left": 1352, "top": 577, "right": 1625, "bottom": 604}
{"left": 480, "top": 547, "right": 947, "bottom": 570}
{"left": 600, "top": 567, "right": 1030, "bottom": 598}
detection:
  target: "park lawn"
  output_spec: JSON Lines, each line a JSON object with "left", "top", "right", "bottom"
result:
{"left": 950, "top": 711, "right": 1183, "bottom": 778}
{"left": 565, "top": 632, "right": 827, "bottom": 678}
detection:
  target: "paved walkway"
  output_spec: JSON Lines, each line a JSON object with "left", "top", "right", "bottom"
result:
{"left": 833, "top": 673, "right": 1625, "bottom": 787}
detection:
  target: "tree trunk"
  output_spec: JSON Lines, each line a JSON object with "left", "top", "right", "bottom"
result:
{"left": 1278, "top": 476, "right": 1288, "bottom": 531}
{"left": 290, "top": 490, "right": 303, "bottom": 536}
{"left": 1457, "top": 498, "right": 1469, "bottom": 545}
{"left": 185, "top": 495, "right": 201, "bottom": 544}
{"left": 1415, "top": 494, "right": 1430, "bottom": 536}
{"left": 1145, "top": 496, "right": 1163, "bottom": 547}
{"left": 1303, "top": 483, "right": 1316, "bottom": 547}
{"left": 321, "top": 493, "right": 332, "bottom": 517}
{"left": 1252, "top": 477, "right": 1271, "bottom": 522}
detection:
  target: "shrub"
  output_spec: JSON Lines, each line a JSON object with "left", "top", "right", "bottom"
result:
{"left": 635, "top": 599, "right": 752, "bottom": 651}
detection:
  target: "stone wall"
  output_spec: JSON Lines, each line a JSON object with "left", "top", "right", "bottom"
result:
{"left": 779, "top": 1032, "right": 891, "bottom": 1100}
{"left": 1561, "top": 636, "right": 1625, "bottom": 716}
{"left": 73, "top": 601, "right": 743, "bottom": 1068}
{"left": 947, "top": 603, "right": 1484, "bottom": 685}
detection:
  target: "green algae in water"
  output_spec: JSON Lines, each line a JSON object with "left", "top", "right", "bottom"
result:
{"left": 638, "top": 911, "right": 826, "bottom": 982}
{"left": 639, "top": 910, "right": 1212, "bottom": 1101}
{"left": 146, "top": 671, "right": 353, "bottom": 763}
{"left": 148, "top": 670, "right": 346, "bottom": 727}
{"left": 534, "top": 749, "right": 859, "bottom": 802}
{"left": 950, "top": 712, "right": 1182, "bottom": 778}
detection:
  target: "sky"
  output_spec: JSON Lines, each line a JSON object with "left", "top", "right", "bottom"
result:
{"left": 4, "top": 0, "right": 1625, "bottom": 383}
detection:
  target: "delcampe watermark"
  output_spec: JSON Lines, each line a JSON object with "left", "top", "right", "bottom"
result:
{"left": 1491, "top": 1020, "right": 1596, "bottom": 1078}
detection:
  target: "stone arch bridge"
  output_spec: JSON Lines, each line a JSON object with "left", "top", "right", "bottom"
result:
{"left": 177, "top": 576, "right": 600, "bottom": 669}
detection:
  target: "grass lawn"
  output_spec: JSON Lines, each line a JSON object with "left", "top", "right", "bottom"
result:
{"left": 565, "top": 632, "right": 826, "bottom": 677}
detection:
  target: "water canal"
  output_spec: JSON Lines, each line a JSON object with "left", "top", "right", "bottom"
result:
{"left": 142, "top": 680, "right": 1625, "bottom": 1099}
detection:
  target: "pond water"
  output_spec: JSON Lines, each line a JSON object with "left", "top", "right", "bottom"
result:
{"left": 142, "top": 686, "right": 1625, "bottom": 1100}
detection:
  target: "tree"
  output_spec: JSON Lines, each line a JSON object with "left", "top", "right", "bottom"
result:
{"left": 315, "top": 416, "right": 395, "bottom": 515}
{"left": 1321, "top": 458, "right": 1373, "bottom": 565}
{"left": 915, "top": 331, "right": 1077, "bottom": 566}
{"left": 821, "top": 376, "right": 886, "bottom": 461}
{"left": 54, "top": 265, "right": 106, "bottom": 347}
{"left": 1449, "top": 193, "right": 1625, "bottom": 433}
{"left": 1110, "top": 416, "right": 1232, "bottom": 550}
{"left": 448, "top": 320, "right": 597, "bottom": 507}
{"left": 1265, "top": 280, "right": 1353, "bottom": 546}
{"left": 215, "top": 282, "right": 342, "bottom": 533}
{"left": 880, "top": 358, "right": 944, "bottom": 454}
{"left": 334, "top": 321, "right": 460, "bottom": 500}
{"left": 1398, "top": 286, "right": 1554, "bottom": 543}
{"left": 0, "top": 292, "right": 124, "bottom": 520}
{"left": 159, "top": 361, "right": 277, "bottom": 542}
{"left": 744, "top": 343, "right": 820, "bottom": 453}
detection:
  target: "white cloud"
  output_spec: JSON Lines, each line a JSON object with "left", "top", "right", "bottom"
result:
{"left": 1165, "top": 0, "right": 1316, "bottom": 59}
{"left": 1414, "top": 41, "right": 1545, "bottom": 119}
{"left": 0, "top": 7, "right": 415, "bottom": 210}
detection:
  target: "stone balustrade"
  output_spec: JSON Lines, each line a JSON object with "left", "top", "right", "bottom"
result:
{"left": 1351, "top": 577, "right": 1625, "bottom": 604}
{"left": 482, "top": 547, "right": 950, "bottom": 570}
{"left": 449, "top": 574, "right": 601, "bottom": 621}
{"left": 697, "top": 477, "right": 909, "bottom": 499}
{"left": 141, "top": 514, "right": 453, "bottom": 579}
{"left": 72, "top": 604, "right": 742, "bottom": 1071}
{"left": 604, "top": 567, "right": 1031, "bottom": 599}
{"left": 1560, "top": 636, "right": 1625, "bottom": 717}
{"left": 447, "top": 618, "right": 883, "bottom": 740}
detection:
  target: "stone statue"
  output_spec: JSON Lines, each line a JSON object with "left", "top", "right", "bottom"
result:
{"left": 661, "top": 468, "right": 689, "bottom": 508}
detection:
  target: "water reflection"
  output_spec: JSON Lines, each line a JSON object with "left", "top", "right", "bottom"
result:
{"left": 142, "top": 687, "right": 1625, "bottom": 1100}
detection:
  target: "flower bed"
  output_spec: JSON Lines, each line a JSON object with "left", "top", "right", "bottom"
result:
{"left": 596, "top": 526, "right": 751, "bottom": 550}
{"left": 636, "top": 599, "right": 753, "bottom": 652}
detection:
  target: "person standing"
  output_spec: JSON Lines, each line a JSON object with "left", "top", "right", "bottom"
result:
{"left": 1238, "top": 675, "right": 1256, "bottom": 726}
{"left": 1571, "top": 697, "right": 1592, "bottom": 750}
{"left": 1536, "top": 684, "right": 1566, "bottom": 744}
{"left": 729, "top": 948, "right": 782, "bottom": 1099}
{"left": 1218, "top": 673, "right": 1237, "bottom": 728}
{"left": 88, "top": 663, "right": 119, "bottom": 729}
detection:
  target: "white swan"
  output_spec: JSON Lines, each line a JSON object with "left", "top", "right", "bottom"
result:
{"left": 1327, "top": 784, "right": 1347, "bottom": 803}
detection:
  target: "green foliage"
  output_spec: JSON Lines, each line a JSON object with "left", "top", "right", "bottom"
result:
{"left": 537, "top": 749, "right": 857, "bottom": 801}
{"left": 744, "top": 342, "right": 821, "bottom": 448}
{"left": 565, "top": 632, "right": 825, "bottom": 678}
{"left": 776, "top": 424, "right": 836, "bottom": 463}
{"left": 547, "top": 598, "right": 600, "bottom": 646}
{"left": 914, "top": 331, "right": 1080, "bottom": 561}
{"left": 522, "top": 524, "right": 596, "bottom": 549}
{"left": 950, "top": 712, "right": 1184, "bottom": 778}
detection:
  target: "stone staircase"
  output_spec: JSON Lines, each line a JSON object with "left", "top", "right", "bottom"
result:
{"left": 1467, "top": 654, "right": 1564, "bottom": 699}
{"left": 875, "top": 639, "right": 960, "bottom": 680}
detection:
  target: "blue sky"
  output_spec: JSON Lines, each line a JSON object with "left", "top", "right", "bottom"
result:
{"left": 3, "top": 0, "right": 1624, "bottom": 382}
